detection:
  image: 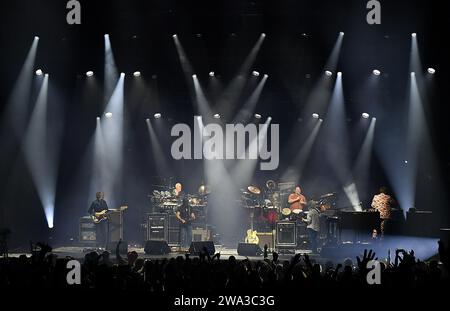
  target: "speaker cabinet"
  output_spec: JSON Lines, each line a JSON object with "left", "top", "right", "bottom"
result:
{"left": 108, "top": 210, "right": 124, "bottom": 242}
{"left": 276, "top": 221, "right": 296, "bottom": 247}
{"left": 147, "top": 213, "right": 168, "bottom": 241}
{"left": 256, "top": 232, "right": 274, "bottom": 250}
{"left": 237, "top": 243, "right": 262, "bottom": 256}
{"left": 144, "top": 240, "right": 170, "bottom": 255}
{"left": 189, "top": 241, "right": 215, "bottom": 255}
{"left": 79, "top": 216, "right": 96, "bottom": 243}
{"left": 192, "top": 228, "right": 210, "bottom": 242}
{"left": 168, "top": 229, "right": 180, "bottom": 245}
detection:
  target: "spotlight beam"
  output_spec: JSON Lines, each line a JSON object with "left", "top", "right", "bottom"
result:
{"left": 22, "top": 75, "right": 56, "bottom": 228}
{"left": 282, "top": 119, "right": 323, "bottom": 183}
{"left": 353, "top": 118, "right": 377, "bottom": 202}
{"left": 104, "top": 34, "right": 118, "bottom": 103}
{"left": 233, "top": 74, "right": 268, "bottom": 123}
{"left": 216, "top": 34, "right": 266, "bottom": 118}
{"left": 146, "top": 119, "right": 172, "bottom": 177}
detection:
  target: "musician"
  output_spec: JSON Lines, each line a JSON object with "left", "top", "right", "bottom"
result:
{"left": 303, "top": 201, "right": 325, "bottom": 253}
{"left": 371, "top": 186, "right": 395, "bottom": 236}
{"left": 288, "top": 186, "right": 307, "bottom": 212}
{"left": 176, "top": 197, "right": 196, "bottom": 251}
{"left": 88, "top": 192, "right": 109, "bottom": 249}
{"left": 174, "top": 182, "right": 183, "bottom": 197}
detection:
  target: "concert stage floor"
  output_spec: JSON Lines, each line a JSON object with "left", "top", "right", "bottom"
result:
{"left": 8, "top": 245, "right": 315, "bottom": 262}
{"left": 7, "top": 236, "right": 440, "bottom": 263}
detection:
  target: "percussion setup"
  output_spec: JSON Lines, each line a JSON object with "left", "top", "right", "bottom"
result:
{"left": 149, "top": 184, "right": 209, "bottom": 213}
{"left": 239, "top": 181, "right": 338, "bottom": 227}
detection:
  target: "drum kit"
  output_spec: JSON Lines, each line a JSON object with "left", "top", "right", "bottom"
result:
{"left": 149, "top": 183, "right": 210, "bottom": 212}
{"left": 240, "top": 181, "right": 338, "bottom": 224}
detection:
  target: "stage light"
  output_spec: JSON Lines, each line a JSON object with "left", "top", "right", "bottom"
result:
{"left": 146, "top": 118, "right": 150, "bottom": 122}
{"left": 325, "top": 71, "right": 333, "bottom": 77}
{"left": 86, "top": 71, "right": 94, "bottom": 77}
{"left": 254, "top": 113, "right": 262, "bottom": 119}
{"left": 252, "top": 71, "right": 260, "bottom": 77}
{"left": 319, "top": 119, "right": 323, "bottom": 122}
{"left": 173, "top": 34, "right": 177, "bottom": 38}
{"left": 264, "top": 74, "right": 268, "bottom": 78}
{"left": 427, "top": 67, "right": 436, "bottom": 74}
{"left": 411, "top": 33, "right": 417, "bottom": 37}
{"left": 154, "top": 112, "right": 162, "bottom": 119}
{"left": 133, "top": 71, "right": 141, "bottom": 77}
{"left": 261, "top": 33, "right": 266, "bottom": 37}
{"left": 337, "top": 72, "right": 342, "bottom": 76}
{"left": 120, "top": 72, "right": 125, "bottom": 77}
{"left": 373, "top": 69, "right": 381, "bottom": 76}
{"left": 339, "top": 32, "right": 344, "bottom": 36}
{"left": 411, "top": 72, "right": 415, "bottom": 76}
{"left": 209, "top": 71, "right": 215, "bottom": 77}
{"left": 96, "top": 117, "right": 100, "bottom": 121}
{"left": 362, "top": 112, "right": 370, "bottom": 119}
{"left": 312, "top": 113, "right": 319, "bottom": 119}
{"left": 35, "top": 69, "right": 43, "bottom": 76}
{"left": 213, "top": 113, "right": 221, "bottom": 119}
{"left": 404, "top": 160, "right": 408, "bottom": 164}
{"left": 105, "top": 112, "right": 113, "bottom": 118}
{"left": 192, "top": 74, "right": 197, "bottom": 78}
{"left": 35, "top": 36, "right": 39, "bottom": 40}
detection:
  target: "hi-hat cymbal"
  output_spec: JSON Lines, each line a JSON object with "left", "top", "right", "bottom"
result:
{"left": 247, "top": 186, "right": 261, "bottom": 195}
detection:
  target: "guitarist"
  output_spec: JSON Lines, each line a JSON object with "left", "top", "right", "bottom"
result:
{"left": 175, "top": 197, "right": 196, "bottom": 251}
{"left": 88, "top": 192, "right": 109, "bottom": 249}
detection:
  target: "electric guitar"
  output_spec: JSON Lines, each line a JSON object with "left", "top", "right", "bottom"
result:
{"left": 91, "top": 205, "right": 128, "bottom": 224}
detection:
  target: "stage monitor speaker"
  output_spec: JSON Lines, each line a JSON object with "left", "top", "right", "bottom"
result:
{"left": 237, "top": 243, "right": 262, "bottom": 256}
{"left": 107, "top": 241, "right": 128, "bottom": 254}
{"left": 189, "top": 241, "right": 215, "bottom": 255}
{"left": 144, "top": 240, "right": 170, "bottom": 255}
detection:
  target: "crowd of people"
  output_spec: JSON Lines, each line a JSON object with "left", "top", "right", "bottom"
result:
{"left": 0, "top": 240, "right": 449, "bottom": 291}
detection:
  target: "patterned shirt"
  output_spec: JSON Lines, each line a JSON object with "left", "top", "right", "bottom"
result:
{"left": 371, "top": 193, "right": 393, "bottom": 219}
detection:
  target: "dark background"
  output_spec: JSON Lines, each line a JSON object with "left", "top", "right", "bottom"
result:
{"left": 0, "top": 0, "right": 449, "bottom": 247}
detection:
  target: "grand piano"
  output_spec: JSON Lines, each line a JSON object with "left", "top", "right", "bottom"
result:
{"left": 325, "top": 210, "right": 381, "bottom": 243}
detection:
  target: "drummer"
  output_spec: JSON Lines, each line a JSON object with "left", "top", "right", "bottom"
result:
{"left": 288, "top": 186, "right": 307, "bottom": 213}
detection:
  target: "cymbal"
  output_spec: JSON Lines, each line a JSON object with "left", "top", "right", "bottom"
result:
{"left": 320, "top": 192, "right": 336, "bottom": 199}
{"left": 198, "top": 184, "right": 210, "bottom": 195}
{"left": 247, "top": 186, "right": 261, "bottom": 195}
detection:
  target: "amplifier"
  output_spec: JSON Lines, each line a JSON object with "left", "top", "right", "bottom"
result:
{"left": 256, "top": 231, "right": 274, "bottom": 250}
{"left": 168, "top": 213, "right": 179, "bottom": 229}
{"left": 192, "top": 229, "right": 209, "bottom": 242}
{"left": 147, "top": 213, "right": 168, "bottom": 241}
{"left": 168, "top": 229, "right": 180, "bottom": 245}
{"left": 191, "top": 216, "right": 207, "bottom": 230}
{"left": 108, "top": 210, "right": 124, "bottom": 242}
{"left": 79, "top": 216, "right": 96, "bottom": 243}
{"left": 276, "top": 221, "right": 296, "bottom": 247}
